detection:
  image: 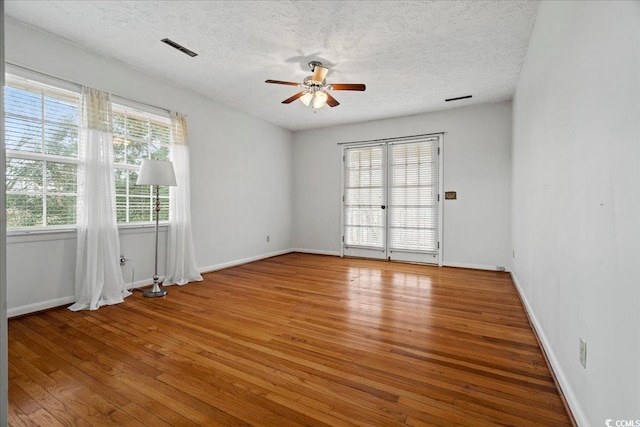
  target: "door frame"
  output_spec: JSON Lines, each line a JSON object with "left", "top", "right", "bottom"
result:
{"left": 339, "top": 133, "right": 444, "bottom": 266}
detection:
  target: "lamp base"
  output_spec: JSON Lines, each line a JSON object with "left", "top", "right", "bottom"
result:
{"left": 143, "top": 279, "right": 168, "bottom": 298}
{"left": 143, "top": 287, "right": 168, "bottom": 298}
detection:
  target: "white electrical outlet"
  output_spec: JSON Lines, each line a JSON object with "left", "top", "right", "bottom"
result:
{"left": 579, "top": 338, "right": 587, "bottom": 368}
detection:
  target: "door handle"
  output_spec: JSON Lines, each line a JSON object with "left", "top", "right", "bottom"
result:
{"left": 381, "top": 205, "right": 386, "bottom": 209}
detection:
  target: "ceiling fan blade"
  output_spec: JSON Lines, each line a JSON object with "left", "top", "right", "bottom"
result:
{"left": 312, "top": 65, "right": 329, "bottom": 82}
{"left": 282, "top": 92, "right": 305, "bottom": 104}
{"left": 266, "top": 79, "right": 300, "bottom": 86}
{"left": 330, "top": 83, "right": 366, "bottom": 91}
{"left": 325, "top": 92, "right": 340, "bottom": 107}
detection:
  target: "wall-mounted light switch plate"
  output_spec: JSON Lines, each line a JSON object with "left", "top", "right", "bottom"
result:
{"left": 579, "top": 338, "right": 587, "bottom": 369}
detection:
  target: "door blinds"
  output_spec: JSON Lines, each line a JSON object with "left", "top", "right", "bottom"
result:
{"left": 388, "top": 138, "right": 439, "bottom": 253}
{"left": 343, "top": 144, "right": 385, "bottom": 249}
{"left": 342, "top": 134, "right": 441, "bottom": 260}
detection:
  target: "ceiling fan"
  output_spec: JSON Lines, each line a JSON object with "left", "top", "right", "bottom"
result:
{"left": 265, "top": 61, "right": 366, "bottom": 109}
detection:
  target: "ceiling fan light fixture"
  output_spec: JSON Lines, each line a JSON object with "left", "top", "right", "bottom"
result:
{"left": 313, "top": 90, "right": 328, "bottom": 109}
{"left": 300, "top": 91, "right": 313, "bottom": 106}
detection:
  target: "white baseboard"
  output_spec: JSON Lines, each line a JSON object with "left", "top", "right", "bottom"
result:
{"left": 290, "top": 248, "right": 341, "bottom": 257}
{"left": 127, "top": 248, "right": 337, "bottom": 287}
{"left": 8, "top": 275, "right": 203, "bottom": 317}
{"left": 197, "top": 248, "right": 294, "bottom": 274}
{"left": 6, "top": 283, "right": 152, "bottom": 317}
{"left": 510, "top": 272, "right": 586, "bottom": 426}
{"left": 8, "top": 296, "right": 75, "bottom": 318}
{"left": 125, "top": 278, "right": 154, "bottom": 290}
{"left": 442, "top": 261, "right": 509, "bottom": 272}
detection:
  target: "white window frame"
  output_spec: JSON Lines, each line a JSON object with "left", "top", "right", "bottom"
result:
{"left": 4, "top": 68, "right": 81, "bottom": 233}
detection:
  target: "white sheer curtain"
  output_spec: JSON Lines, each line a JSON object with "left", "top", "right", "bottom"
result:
{"left": 164, "top": 112, "right": 203, "bottom": 285}
{"left": 69, "top": 87, "right": 130, "bottom": 311}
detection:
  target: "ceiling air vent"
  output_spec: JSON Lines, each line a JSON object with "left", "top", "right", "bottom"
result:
{"left": 161, "top": 38, "right": 198, "bottom": 57}
{"left": 445, "top": 95, "right": 472, "bottom": 102}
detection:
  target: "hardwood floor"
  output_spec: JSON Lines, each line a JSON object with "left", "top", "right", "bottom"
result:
{"left": 8, "top": 253, "right": 572, "bottom": 426}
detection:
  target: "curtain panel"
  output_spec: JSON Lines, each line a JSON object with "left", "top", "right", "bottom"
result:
{"left": 164, "top": 112, "right": 203, "bottom": 285}
{"left": 69, "top": 87, "right": 130, "bottom": 311}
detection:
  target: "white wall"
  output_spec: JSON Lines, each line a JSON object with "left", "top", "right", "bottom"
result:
{"left": 1, "top": 2, "right": 8, "bottom": 424}
{"left": 511, "top": 1, "right": 640, "bottom": 425}
{"left": 5, "top": 18, "right": 293, "bottom": 315}
{"left": 292, "top": 101, "right": 512, "bottom": 270}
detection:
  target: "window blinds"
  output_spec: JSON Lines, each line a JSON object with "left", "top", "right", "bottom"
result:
{"left": 112, "top": 104, "right": 171, "bottom": 223}
{"left": 4, "top": 75, "right": 80, "bottom": 227}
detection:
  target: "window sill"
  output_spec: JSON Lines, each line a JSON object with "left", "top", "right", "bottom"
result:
{"left": 7, "top": 222, "right": 169, "bottom": 244}
{"left": 118, "top": 222, "right": 169, "bottom": 236}
{"left": 7, "top": 227, "right": 76, "bottom": 244}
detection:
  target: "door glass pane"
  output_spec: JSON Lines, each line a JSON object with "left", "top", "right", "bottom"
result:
{"left": 345, "top": 225, "right": 384, "bottom": 248}
{"left": 343, "top": 146, "right": 385, "bottom": 248}
{"left": 388, "top": 140, "right": 439, "bottom": 252}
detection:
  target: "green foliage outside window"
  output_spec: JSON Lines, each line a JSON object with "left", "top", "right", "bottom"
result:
{"left": 5, "top": 83, "right": 79, "bottom": 228}
{"left": 112, "top": 106, "right": 171, "bottom": 223}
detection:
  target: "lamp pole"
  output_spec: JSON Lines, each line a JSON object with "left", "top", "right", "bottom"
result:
{"left": 143, "top": 184, "right": 168, "bottom": 298}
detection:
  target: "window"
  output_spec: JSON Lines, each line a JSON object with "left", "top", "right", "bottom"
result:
{"left": 4, "top": 68, "right": 173, "bottom": 230}
{"left": 4, "top": 74, "right": 80, "bottom": 228}
{"left": 112, "top": 103, "right": 172, "bottom": 223}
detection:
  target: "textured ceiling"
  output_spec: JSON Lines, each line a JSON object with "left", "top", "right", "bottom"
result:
{"left": 5, "top": 1, "right": 540, "bottom": 131}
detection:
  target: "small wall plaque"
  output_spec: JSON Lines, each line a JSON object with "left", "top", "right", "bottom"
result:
{"left": 445, "top": 191, "right": 457, "bottom": 200}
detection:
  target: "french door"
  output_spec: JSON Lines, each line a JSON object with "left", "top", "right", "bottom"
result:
{"left": 342, "top": 135, "right": 441, "bottom": 264}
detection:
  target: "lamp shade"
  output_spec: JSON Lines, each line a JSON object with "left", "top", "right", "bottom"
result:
{"left": 136, "top": 159, "right": 177, "bottom": 186}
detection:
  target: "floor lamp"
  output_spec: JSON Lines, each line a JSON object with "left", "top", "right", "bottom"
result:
{"left": 136, "top": 159, "right": 177, "bottom": 298}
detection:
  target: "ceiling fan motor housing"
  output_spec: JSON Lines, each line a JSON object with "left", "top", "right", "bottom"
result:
{"left": 308, "top": 61, "right": 329, "bottom": 84}
{"left": 303, "top": 75, "right": 327, "bottom": 88}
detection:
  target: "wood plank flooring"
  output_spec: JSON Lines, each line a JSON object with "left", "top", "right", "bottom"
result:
{"left": 8, "top": 253, "right": 572, "bottom": 426}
